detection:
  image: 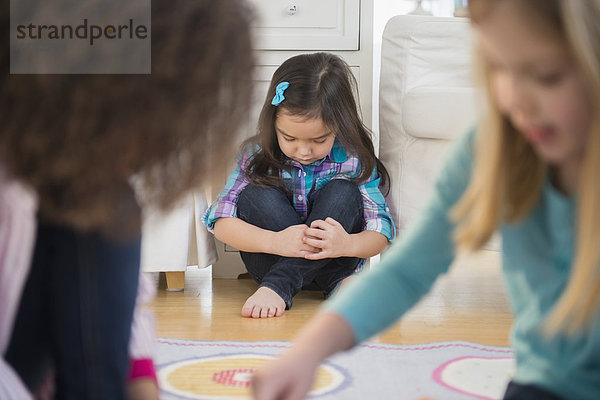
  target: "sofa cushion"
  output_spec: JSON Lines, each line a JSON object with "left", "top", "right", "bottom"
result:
{"left": 379, "top": 15, "right": 478, "bottom": 233}
{"left": 402, "top": 87, "right": 477, "bottom": 140}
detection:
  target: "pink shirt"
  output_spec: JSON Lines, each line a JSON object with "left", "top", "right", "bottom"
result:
{"left": 0, "top": 168, "right": 156, "bottom": 398}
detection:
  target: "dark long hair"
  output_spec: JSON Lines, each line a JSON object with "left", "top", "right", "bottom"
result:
{"left": 0, "top": 0, "right": 255, "bottom": 230}
{"left": 244, "top": 52, "right": 389, "bottom": 194}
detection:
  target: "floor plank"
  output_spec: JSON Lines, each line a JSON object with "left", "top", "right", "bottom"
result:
{"left": 149, "top": 250, "right": 512, "bottom": 346}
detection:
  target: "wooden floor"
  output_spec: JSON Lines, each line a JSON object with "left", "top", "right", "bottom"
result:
{"left": 149, "top": 250, "right": 512, "bottom": 346}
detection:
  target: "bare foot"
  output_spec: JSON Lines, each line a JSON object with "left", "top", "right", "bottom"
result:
{"left": 241, "top": 286, "right": 286, "bottom": 318}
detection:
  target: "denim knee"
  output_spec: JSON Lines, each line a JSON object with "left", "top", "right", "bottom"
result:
{"left": 239, "top": 184, "right": 284, "bottom": 207}
{"left": 315, "top": 179, "right": 361, "bottom": 208}
{"left": 307, "top": 179, "right": 363, "bottom": 231}
{"left": 321, "top": 178, "right": 359, "bottom": 195}
{"left": 237, "top": 184, "right": 301, "bottom": 230}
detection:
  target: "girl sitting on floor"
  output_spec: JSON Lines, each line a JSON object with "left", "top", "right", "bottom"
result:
{"left": 204, "top": 53, "right": 395, "bottom": 319}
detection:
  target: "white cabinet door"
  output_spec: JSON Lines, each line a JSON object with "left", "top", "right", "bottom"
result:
{"left": 249, "top": 0, "right": 360, "bottom": 50}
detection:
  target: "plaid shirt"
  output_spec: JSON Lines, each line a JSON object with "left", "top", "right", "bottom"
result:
{"left": 203, "top": 140, "right": 396, "bottom": 242}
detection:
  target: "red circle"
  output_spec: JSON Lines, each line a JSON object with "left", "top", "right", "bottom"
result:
{"left": 212, "top": 368, "right": 257, "bottom": 387}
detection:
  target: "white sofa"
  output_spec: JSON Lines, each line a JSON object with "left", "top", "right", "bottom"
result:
{"left": 379, "top": 14, "right": 500, "bottom": 257}
{"left": 379, "top": 15, "right": 478, "bottom": 234}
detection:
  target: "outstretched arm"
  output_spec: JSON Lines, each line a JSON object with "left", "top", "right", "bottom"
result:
{"left": 251, "top": 312, "right": 354, "bottom": 400}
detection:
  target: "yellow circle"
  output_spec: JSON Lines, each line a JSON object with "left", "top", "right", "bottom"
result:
{"left": 159, "top": 354, "right": 344, "bottom": 399}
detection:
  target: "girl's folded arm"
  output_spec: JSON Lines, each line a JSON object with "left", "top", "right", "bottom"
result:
{"left": 213, "top": 217, "right": 277, "bottom": 254}
{"left": 346, "top": 230, "right": 388, "bottom": 258}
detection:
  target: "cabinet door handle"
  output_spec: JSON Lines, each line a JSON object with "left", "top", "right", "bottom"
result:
{"left": 287, "top": 4, "right": 297, "bottom": 15}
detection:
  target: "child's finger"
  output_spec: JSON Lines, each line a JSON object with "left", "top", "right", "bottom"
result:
{"left": 309, "top": 219, "right": 330, "bottom": 230}
{"left": 251, "top": 372, "right": 279, "bottom": 400}
{"left": 301, "top": 244, "right": 320, "bottom": 253}
{"left": 304, "top": 244, "right": 328, "bottom": 257}
{"left": 304, "top": 251, "right": 328, "bottom": 260}
{"left": 324, "top": 217, "right": 342, "bottom": 227}
{"left": 304, "top": 236, "right": 329, "bottom": 249}
{"left": 305, "top": 227, "right": 326, "bottom": 238}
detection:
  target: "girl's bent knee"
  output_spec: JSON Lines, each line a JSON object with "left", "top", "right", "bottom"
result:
{"left": 323, "top": 179, "right": 358, "bottom": 193}
{"left": 318, "top": 179, "right": 361, "bottom": 206}
{"left": 238, "top": 185, "right": 287, "bottom": 210}
{"left": 237, "top": 185, "right": 301, "bottom": 229}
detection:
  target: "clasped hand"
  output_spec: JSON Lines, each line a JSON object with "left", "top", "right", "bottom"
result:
{"left": 275, "top": 217, "right": 350, "bottom": 259}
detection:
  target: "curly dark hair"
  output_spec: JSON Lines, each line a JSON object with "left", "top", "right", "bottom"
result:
{"left": 0, "top": 0, "right": 255, "bottom": 230}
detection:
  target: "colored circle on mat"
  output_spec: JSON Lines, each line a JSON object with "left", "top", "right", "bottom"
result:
{"left": 433, "top": 356, "right": 515, "bottom": 399}
{"left": 159, "top": 354, "right": 346, "bottom": 399}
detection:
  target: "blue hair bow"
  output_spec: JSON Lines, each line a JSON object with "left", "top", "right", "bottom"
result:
{"left": 271, "top": 81, "right": 290, "bottom": 106}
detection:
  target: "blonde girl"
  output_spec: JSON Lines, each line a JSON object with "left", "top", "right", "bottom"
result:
{"left": 252, "top": 1, "right": 600, "bottom": 399}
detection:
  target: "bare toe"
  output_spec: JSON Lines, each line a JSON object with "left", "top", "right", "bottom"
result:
{"left": 241, "top": 301, "right": 254, "bottom": 317}
{"left": 241, "top": 287, "right": 286, "bottom": 319}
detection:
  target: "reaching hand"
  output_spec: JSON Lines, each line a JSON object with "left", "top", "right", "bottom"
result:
{"left": 252, "top": 313, "right": 355, "bottom": 400}
{"left": 303, "top": 217, "right": 351, "bottom": 260}
{"left": 274, "top": 224, "right": 320, "bottom": 258}
{"left": 251, "top": 349, "right": 318, "bottom": 400}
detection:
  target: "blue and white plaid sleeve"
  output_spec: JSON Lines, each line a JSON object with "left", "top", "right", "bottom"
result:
{"left": 358, "top": 167, "right": 396, "bottom": 242}
{"left": 203, "top": 151, "right": 252, "bottom": 232}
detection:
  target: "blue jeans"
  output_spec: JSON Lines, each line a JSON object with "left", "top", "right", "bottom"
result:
{"left": 5, "top": 220, "right": 141, "bottom": 400}
{"left": 503, "top": 381, "right": 564, "bottom": 400}
{"left": 237, "top": 179, "right": 363, "bottom": 308}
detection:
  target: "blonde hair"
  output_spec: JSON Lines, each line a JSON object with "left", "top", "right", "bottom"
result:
{"left": 454, "top": 0, "right": 600, "bottom": 334}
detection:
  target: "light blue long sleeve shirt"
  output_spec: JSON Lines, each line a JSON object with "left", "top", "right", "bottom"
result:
{"left": 323, "top": 130, "right": 600, "bottom": 399}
